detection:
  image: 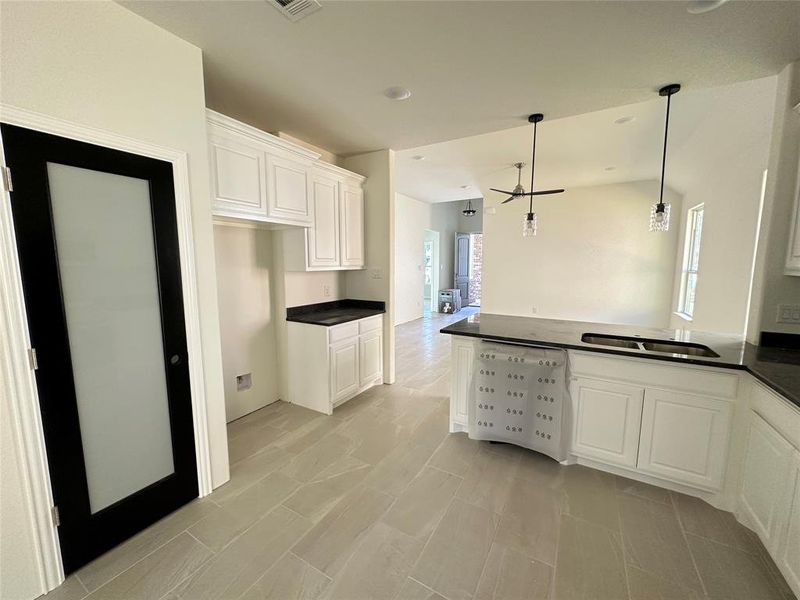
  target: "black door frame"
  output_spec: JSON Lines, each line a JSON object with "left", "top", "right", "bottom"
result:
{"left": 1, "top": 123, "right": 200, "bottom": 574}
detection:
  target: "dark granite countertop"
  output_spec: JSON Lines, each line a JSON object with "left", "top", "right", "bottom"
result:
{"left": 286, "top": 299, "right": 385, "bottom": 326}
{"left": 440, "top": 313, "right": 800, "bottom": 408}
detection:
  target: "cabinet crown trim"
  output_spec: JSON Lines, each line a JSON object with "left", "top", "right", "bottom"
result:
{"left": 314, "top": 161, "right": 365, "bottom": 184}
{"left": 206, "top": 109, "right": 320, "bottom": 162}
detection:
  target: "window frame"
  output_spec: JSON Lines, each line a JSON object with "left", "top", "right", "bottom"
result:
{"left": 676, "top": 203, "right": 705, "bottom": 321}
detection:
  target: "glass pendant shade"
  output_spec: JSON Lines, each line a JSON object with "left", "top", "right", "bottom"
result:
{"left": 649, "top": 203, "right": 671, "bottom": 232}
{"left": 523, "top": 212, "right": 537, "bottom": 237}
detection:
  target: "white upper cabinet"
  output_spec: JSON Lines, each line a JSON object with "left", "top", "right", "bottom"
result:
{"left": 340, "top": 182, "right": 365, "bottom": 267}
{"left": 208, "top": 132, "right": 266, "bottom": 218}
{"left": 266, "top": 153, "right": 313, "bottom": 224}
{"left": 282, "top": 163, "right": 366, "bottom": 271}
{"left": 306, "top": 171, "right": 340, "bottom": 268}
{"left": 207, "top": 110, "right": 317, "bottom": 227}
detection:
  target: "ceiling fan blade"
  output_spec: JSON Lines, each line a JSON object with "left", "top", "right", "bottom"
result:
{"left": 500, "top": 195, "right": 517, "bottom": 204}
{"left": 490, "top": 188, "right": 516, "bottom": 195}
{"left": 531, "top": 188, "right": 566, "bottom": 196}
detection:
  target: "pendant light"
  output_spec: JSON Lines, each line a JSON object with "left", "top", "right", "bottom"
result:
{"left": 490, "top": 114, "right": 565, "bottom": 237}
{"left": 462, "top": 198, "right": 477, "bottom": 217}
{"left": 651, "top": 83, "right": 680, "bottom": 232}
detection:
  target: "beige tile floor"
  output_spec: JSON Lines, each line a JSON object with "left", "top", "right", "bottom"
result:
{"left": 45, "top": 308, "right": 795, "bottom": 600}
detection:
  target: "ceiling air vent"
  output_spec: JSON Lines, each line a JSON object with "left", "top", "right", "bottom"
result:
{"left": 268, "top": 0, "right": 321, "bottom": 22}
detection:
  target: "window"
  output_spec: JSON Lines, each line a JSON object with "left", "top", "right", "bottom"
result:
{"left": 677, "top": 204, "right": 704, "bottom": 320}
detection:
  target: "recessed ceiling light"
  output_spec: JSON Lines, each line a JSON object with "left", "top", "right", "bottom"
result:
{"left": 686, "top": 0, "right": 730, "bottom": 14}
{"left": 604, "top": 166, "right": 616, "bottom": 171}
{"left": 384, "top": 86, "right": 412, "bottom": 101}
{"left": 411, "top": 155, "right": 425, "bottom": 161}
{"left": 614, "top": 116, "right": 635, "bottom": 125}
{"left": 460, "top": 185, "right": 471, "bottom": 189}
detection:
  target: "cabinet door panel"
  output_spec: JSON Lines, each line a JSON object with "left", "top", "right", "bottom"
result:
{"left": 778, "top": 451, "right": 800, "bottom": 594}
{"left": 340, "top": 184, "right": 364, "bottom": 267}
{"left": 307, "top": 175, "right": 340, "bottom": 267}
{"left": 637, "top": 390, "right": 732, "bottom": 490}
{"left": 571, "top": 379, "right": 644, "bottom": 467}
{"left": 450, "top": 339, "right": 474, "bottom": 431}
{"left": 359, "top": 331, "right": 383, "bottom": 388}
{"left": 266, "top": 154, "right": 312, "bottom": 224}
{"left": 209, "top": 136, "right": 266, "bottom": 217}
{"left": 739, "top": 412, "right": 793, "bottom": 545}
{"left": 330, "top": 339, "right": 359, "bottom": 404}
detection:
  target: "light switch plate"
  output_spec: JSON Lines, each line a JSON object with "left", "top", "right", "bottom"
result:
{"left": 776, "top": 304, "right": 800, "bottom": 324}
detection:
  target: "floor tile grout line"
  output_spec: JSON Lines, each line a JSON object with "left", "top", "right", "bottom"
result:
{"left": 75, "top": 513, "right": 210, "bottom": 595}
{"left": 672, "top": 492, "right": 711, "bottom": 599}
{"left": 407, "top": 575, "right": 457, "bottom": 600}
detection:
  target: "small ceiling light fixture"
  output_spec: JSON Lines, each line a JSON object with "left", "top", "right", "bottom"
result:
{"left": 490, "top": 114, "right": 565, "bottom": 238}
{"left": 411, "top": 155, "right": 425, "bottom": 161}
{"left": 604, "top": 166, "right": 616, "bottom": 172}
{"left": 383, "top": 86, "right": 412, "bottom": 101}
{"left": 614, "top": 116, "right": 636, "bottom": 125}
{"left": 687, "top": 0, "right": 730, "bottom": 14}
{"left": 651, "top": 83, "right": 681, "bottom": 232}
{"left": 462, "top": 198, "right": 477, "bottom": 217}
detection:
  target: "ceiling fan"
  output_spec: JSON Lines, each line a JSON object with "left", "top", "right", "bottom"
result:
{"left": 490, "top": 114, "right": 565, "bottom": 204}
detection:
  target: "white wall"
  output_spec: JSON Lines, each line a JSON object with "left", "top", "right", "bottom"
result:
{"left": 213, "top": 225, "right": 280, "bottom": 422}
{"left": 0, "top": 2, "right": 230, "bottom": 597}
{"left": 482, "top": 180, "right": 682, "bottom": 327}
{"left": 395, "top": 193, "right": 432, "bottom": 324}
{"left": 750, "top": 61, "right": 800, "bottom": 340}
{"left": 343, "top": 150, "right": 396, "bottom": 383}
{"left": 667, "top": 77, "right": 777, "bottom": 335}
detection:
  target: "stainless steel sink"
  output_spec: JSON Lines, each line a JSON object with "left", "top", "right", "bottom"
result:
{"left": 641, "top": 340, "right": 719, "bottom": 357}
{"left": 581, "top": 333, "right": 719, "bottom": 358}
{"left": 580, "top": 334, "right": 640, "bottom": 350}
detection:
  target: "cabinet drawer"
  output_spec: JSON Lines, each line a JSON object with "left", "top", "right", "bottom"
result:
{"left": 328, "top": 321, "right": 359, "bottom": 344}
{"left": 359, "top": 315, "right": 382, "bottom": 334}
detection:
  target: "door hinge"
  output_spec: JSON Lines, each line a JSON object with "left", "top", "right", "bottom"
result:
{"left": 51, "top": 506, "right": 60, "bottom": 527}
{"left": 28, "top": 348, "right": 38, "bottom": 370}
{"left": 2, "top": 166, "right": 12, "bottom": 192}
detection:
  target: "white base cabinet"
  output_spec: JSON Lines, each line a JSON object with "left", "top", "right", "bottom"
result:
{"left": 287, "top": 315, "right": 383, "bottom": 415}
{"left": 637, "top": 389, "right": 732, "bottom": 490}
{"left": 571, "top": 378, "right": 643, "bottom": 468}
{"left": 737, "top": 382, "right": 800, "bottom": 598}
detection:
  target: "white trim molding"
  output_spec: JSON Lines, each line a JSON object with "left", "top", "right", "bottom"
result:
{"left": 0, "top": 104, "right": 213, "bottom": 593}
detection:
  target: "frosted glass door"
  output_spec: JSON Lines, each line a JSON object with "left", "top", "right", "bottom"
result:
{"left": 48, "top": 163, "right": 175, "bottom": 513}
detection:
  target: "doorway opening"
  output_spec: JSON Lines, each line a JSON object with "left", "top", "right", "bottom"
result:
{"left": 423, "top": 229, "right": 440, "bottom": 315}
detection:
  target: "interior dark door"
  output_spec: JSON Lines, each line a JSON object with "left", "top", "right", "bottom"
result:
{"left": 455, "top": 232, "right": 470, "bottom": 304}
{"left": 1, "top": 124, "right": 198, "bottom": 574}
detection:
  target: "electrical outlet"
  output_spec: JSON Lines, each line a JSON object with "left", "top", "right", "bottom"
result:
{"left": 236, "top": 373, "right": 252, "bottom": 391}
{"left": 777, "top": 304, "right": 800, "bottom": 324}
{"left": 370, "top": 268, "right": 382, "bottom": 280}
{"left": 532, "top": 306, "right": 538, "bottom": 315}
{"left": 323, "top": 284, "right": 330, "bottom": 297}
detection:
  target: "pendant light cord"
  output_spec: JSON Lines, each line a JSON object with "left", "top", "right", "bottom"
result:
{"left": 529, "top": 120, "right": 537, "bottom": 214}
{"left": 659, "top": 91, "right": 672, "bottom": 207}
